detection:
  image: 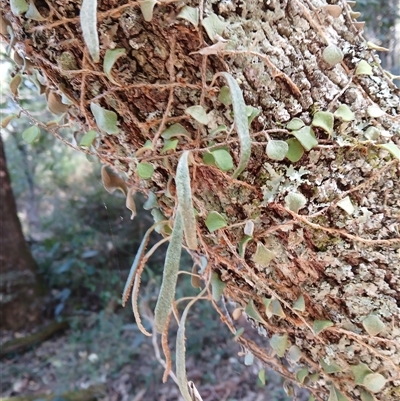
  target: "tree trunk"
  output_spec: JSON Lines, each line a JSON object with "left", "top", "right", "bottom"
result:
{"left": 0, "top": 134, "right": 42, "bottom": 330}
{"left": 1, "top": 1, "right": 399, "bottom": 400}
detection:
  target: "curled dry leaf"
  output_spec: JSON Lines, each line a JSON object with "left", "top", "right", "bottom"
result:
{"left": 103, "top": 48, "right": 126, "bottom": 85}
{"left": 126, "top": 187, "right": 136, "bottom": 220}
{"left": 321, "top": 5, "right": 342, "bottom": 18}
{"left": 101, "top": 165, "right": 128, "bottom": 196}
{"left": 47, "top": 91, "right": 69, "bottom": 115}
{"left": 10, "top": 74, "right": 22, "bottom": 97}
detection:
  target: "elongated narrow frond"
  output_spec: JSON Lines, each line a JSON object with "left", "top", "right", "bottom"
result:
{"left": 176, "top": 287, "right": 207, "bottom": 401}
{"left": 176, "top": 151, "right": 197, "bottom": 250}
{"left": 154, "top": 212, "right": 183, "bottom": 333}
{"left": 131, "top": 236, "right": 171, "bottom": 336}
{"left": 215, "top": 72, "right": 251, "bottom": 179}
{"left": 122, "top": 221, "right": 165, "bottom": 306}
{"left": 80, "top": 0, "right": 99, "bottom": 63}
{"left": 131, "top": 272, "right": 152, "bottom": 336}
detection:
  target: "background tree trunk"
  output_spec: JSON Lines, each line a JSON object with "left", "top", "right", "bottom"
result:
{"left": 0, "top": 134, "right": 43, "bottom": 331}
{"left": 1, "top": 0, "right": 399, "bottom": 400}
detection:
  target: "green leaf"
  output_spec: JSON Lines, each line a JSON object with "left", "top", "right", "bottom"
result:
{"left": 363, "top": 373, "right": 386, "bottom": 393}
{"left": 161, "top": 123, "right": 191, "bottom": 140}
{"left": 151, "top": 209, "right": 171, "bottom": 234}
{"left": 263, "top": 297, "right": 272, "bottom": 318}
{"left": 296, "top": 368, "right": 309, "bottom": 384}
{"left": 211, "top": 149, "right": 234, "bottom": 171}
{"left": 209, "top": 125, "right": 228, "bottom": 136}
{"left": 362, "top": 315, "right": 386, "bottom": 336}
{"left": 337, "top": 196, "right": 355, "bottom": 215}
{"left": 185, "top": 105, "right": 208, "bottom": 125}
{"left": 270, "top": 299, "right": 285, "bottom": 318}
{"left": 101, "top": 165, "right": 127, "bottom": 195}
{"left": 211, "top": 271, "right": 226, "bottom": 301}
{"left": 176, "top": 5, "right": 199, "bottom": 27}
{"left": 25, "top": 0, "right": 46, "bottom": 20}
{"left": 288, "top": 345, "right": 302, "bottom": 362}
{"left": 364, "top": 127, "right": 380, "bottom": 140}
{"left": 245, "top": 105, "right": 260, "bottom": 126}
{"left": 360, "top": 390, "right": 375, "bottom": 401}
{"left": 270, "top": 334, "right": 288, "bottom": 357}
{"left": 312, "top": 111, "right": 334, "bottom": 136}
{"left": 155, "top": 212, "right": 183, "bottom": 333}
{"left": 252, "top": 242, "right": 274, "bottom": 267}
{"left": 22, "top": 126, "right": 40, "bottom": 143}
{"left": 322, "top": 44, "right": 344, "bottom": 66}
{"left": 205, "top": 211, "right": 227, "bottom": 232}
{"left": 216, "top": 72, "right": 252, "bottom": 179}
{"left": 201, "top": 13, "right": 227, "bottom": 41}
{"left": 367, "top": 105, "right": 384, "bottom": 118}
{"left": 286, "top": 138, "right": 304, "bottom": 162}
{"left": 238, "top": 235, "right": 252, "bottom": 257}
{"left": 218, "top": 86, "right": 232, "bottom": 105}
{"left": 10, "top": 0, "right": 29, "bottom": 15}
{"left": 313, "top": 320, "right": 334, "bottom": 335}
{"left": 175, "top": 151, "right": 197, "bottom": 250}
{"left": 351, "top": 363, "right": 373, "bottom": 385}
{"left": 328, "top": 385, "right": 349, "bottom": 401}
{"left": 79, "top": 129, "right": 97, "bottom": 147}
{"left": 90, "top": 103, "right": 119, "bottom": 134}
{"left": 287, "top": 117, "right": 305, "bottom": 131}
{"left": 356, "top": 60, "right": 373, "bottom": 75}
{"left": 266, "top": 140, "right": 289, "bottom": 161}
{"left": 284, "top": 192, "right": 307, "bottom": 213}
{"left": 202, "top": 151, "right": 216, "bottom": 166}
{"left": 320, "top": 358, "right": 343, "bottom": 373}
{"left": 10, "top": 74, "right": 22, "bottom": 96}
{"left": 258, "top": 369, "right": 266, "bottom": 385}
{"left": 137, "top": 162, "right": 154, "bottom": 179}
{"left": 143, "top": 191, "right": 158, "bottom": 210}
{"left": 103, "top": 48, "right": 126, "bottom": 85}
{"left": 293, "top": 294, "right": 305, "bottom": 312}
{"left": 292, "top": 126, "right": 318, "bottom": 151}
{"left": 140, "top": 0, "right": 157, "bottom": 22}
{"left": 161, "top": 138, "right": 178, "bottom": 153}
{"left": 377, "top": 143, "right": 400, "bottom": 160}
{"left": 234, "top": 327, "right": 244, "bottom": 339}
{"left": 136, "top": 140, "right": 154, "bottom": 156}
{"left": 80, "top": 0, "right": 100, "bottom": 63}
{"left": 334, "top": 104, "right": 355, "bottom": 122}
{"left": 245, "top": 299, "right": 267, "bottom": 324}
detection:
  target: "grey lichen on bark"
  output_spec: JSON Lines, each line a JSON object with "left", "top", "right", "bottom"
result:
{"left": 1, "top": 0, "right": 399, "bottom": 399}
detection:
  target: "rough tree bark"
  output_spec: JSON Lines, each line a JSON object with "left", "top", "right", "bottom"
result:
{"left": 1, "top": 0, "right": 399, "bottom": 400}
{"left": 0, "top": 134, "right": 42, "bottom": 330}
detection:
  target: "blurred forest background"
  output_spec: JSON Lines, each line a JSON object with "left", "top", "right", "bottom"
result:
{"left": 1, "top": 1, "right": 399, "bottom": 400}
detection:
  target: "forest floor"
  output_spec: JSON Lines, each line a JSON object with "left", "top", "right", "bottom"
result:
{"left": 0, "top": 306, "right": 303, "bottom": 401}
